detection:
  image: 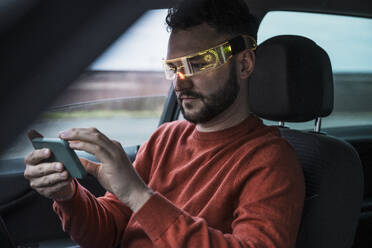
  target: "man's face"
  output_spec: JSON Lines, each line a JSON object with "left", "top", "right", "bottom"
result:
{"left": 167, "top": 24, "right": 241, "bottom": 124}
{"left": 178, "top": 60, "right": 239, "bottom": 123}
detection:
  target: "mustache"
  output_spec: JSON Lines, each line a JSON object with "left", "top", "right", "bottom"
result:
{"left": 178, "top": 90, "right": 203, "bottom": 99}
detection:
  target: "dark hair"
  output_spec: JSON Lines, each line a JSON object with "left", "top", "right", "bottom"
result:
{"left": 166, "top": 0, "right": 259, "bottom": 40}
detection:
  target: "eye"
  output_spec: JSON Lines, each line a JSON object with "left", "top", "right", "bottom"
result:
{"left": 166, "top": 63, "right": 177, "bottom": 72}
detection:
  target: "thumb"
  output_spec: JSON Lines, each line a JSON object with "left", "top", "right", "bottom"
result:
{"left": 80, "top": 158, "right": 101, "bottom": 177}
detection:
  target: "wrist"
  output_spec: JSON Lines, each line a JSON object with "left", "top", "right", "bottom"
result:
{"left": 55, "top": 180, "right": 77, "bottom": 202}
{"left": 122, "top": 186, "right": 154, "bottom": 213}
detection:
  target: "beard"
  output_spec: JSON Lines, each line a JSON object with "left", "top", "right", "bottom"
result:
{"left": 178, "top": 60, "right": 240, "bottom": 124}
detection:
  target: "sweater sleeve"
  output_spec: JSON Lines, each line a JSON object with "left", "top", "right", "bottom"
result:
{"left": 53, "top": 180, "right": 131, "bottom": 248}
{"left": 53, "top": 139, "right": 154, "bottom": 248}
{"left": 132, "top": 141, "right": 305, "bottom": 248}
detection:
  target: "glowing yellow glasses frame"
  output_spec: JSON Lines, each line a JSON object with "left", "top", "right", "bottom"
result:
{"left": 163, "top": 35, "right": 257, "bottom": 80}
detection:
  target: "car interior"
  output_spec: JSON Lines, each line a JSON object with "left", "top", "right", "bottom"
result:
{"left": 0, "top": 0, "right": 371, "bottom": 247}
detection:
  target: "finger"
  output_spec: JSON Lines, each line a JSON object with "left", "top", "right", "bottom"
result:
{"left": 80, "top": 158, "right": 101, "bottom": 178}
{"left": 110, "top": 139, "right": 131, "bottom": 159}
{"left": 110, "top": 139, "right": 131, "bottom": 163}
{"left": 111, "top": 139, "right": 123, "bottom": 149}
{"left": 35, "top": 180, "right": 73, "bottom": 199}
{"left": 59, "top": 128, "right": 113, "bottom": 150}
{"left": 29, "top": 171, "right": 70, "bottom": 188}
{"left": 24, "top": 162, "right": 64, "bottom": 179}
{"left": 24, "top": 149, "right": 51, "bottom": 165}
{"left": 69, "top": 140, "right": 112, "bottom": 162}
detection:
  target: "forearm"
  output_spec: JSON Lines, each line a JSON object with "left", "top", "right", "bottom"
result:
{"left": 53, "top": 181, "right": 132, "bottom": 248}
{"left": 132, "top": 192, "right": 285, "bottom": 248}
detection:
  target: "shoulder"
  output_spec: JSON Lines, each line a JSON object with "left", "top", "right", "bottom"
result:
{"left": 234, "top": 124, "right": 301, "bottom": 175}
{"left": 234, "top": 126, "right": 304, "bottom": 194}
{"left": 236, "top": 122, "right": 294, "bottom": 157}
{"left": 251, "top": 127, "right": 298, "bottom": 166}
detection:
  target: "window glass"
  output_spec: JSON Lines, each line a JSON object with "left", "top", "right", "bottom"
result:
{"left": 257, "top": 11, "right": 372, "bottom": 130}
{"left": 91, "top": 9, "right": 170, "bottom": 71}
{"left": 1, "top": 9, "right": 171, "bottom": 159}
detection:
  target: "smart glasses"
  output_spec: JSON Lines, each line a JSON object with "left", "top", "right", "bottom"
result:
{"left": 163, "top": 35, "right": 256, "bottom": 80}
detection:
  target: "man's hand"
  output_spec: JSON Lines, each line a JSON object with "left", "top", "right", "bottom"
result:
{"left": 24, "top": 148, "right": 75, "bottom": 201}
{"left": 59, "top": 127, "right": 153, "bottom": 212}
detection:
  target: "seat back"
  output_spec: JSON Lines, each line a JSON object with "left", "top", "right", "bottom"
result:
{"left": 249, "top": 35, "right": 364, "bottom": 248}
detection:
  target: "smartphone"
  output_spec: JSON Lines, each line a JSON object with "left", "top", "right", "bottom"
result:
{"left": 31, "top": 137, "right": 87, "bottom": 179}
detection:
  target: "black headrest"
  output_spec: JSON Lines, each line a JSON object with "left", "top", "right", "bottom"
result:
{"left": 249, "top": 35, "right": 334, "bottom": 122}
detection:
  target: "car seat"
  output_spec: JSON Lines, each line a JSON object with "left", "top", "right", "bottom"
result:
{"left": 249, "top": 35, "right": 364, "bottom": 248}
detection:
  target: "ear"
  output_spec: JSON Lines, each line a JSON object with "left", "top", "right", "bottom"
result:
{"left": 237, "top": 49, "right": 255, "bottom": 80}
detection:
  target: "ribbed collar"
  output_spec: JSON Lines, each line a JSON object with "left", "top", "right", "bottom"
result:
{"left": 191, "top": 115, "right": 263, "bottom": 142}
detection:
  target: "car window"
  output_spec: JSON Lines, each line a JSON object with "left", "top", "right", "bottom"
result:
{"left": 258, "top": 11, "right": 372, "bottom": 130}
{"left": 0, "top": 9, "right": 171, "bottom": 159}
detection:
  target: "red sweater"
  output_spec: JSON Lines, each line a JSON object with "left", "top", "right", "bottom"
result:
{"left": 54, "top": 116, "right": 305, "bottom": 247}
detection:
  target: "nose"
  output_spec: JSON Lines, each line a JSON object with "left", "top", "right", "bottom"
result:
{"left": 173, "top": 74, "right": 193, "bottom": 92}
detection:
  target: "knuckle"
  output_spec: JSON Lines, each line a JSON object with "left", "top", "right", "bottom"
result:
{"left": 55, "top": 162, "right": 63, "bottom": 170}
{"left": 30, "top": 181, "right": 36, "bottom": 188}
{"left": 24, "top": 151, "right": 35, "bottom": 164}
{"left": 112, "top": 140, "right": 121, "bottom": 147}
{"left": 73, "top": 130, "right": 80, "bottom": 137}
{"left": 59, "top": 172, "right": 66, "bottom": 180}
{"left": 68, "top": 128, "right": 78, "bottom": 137}
{"left": 24, "top": 169, "right": 30, "bottom": 179}
{"left": 37, "top": 165, "right": 45, "bottom": 175}
{"left": 62, "top": 172, "right": 69, "bottom": 179}
{"left": 95, "top": 144, "right": 103, "bottom": 152}
{"left": 89, "top": 127, "right": 98, "bottom": 133}
{"left": 24, "top": 156, "right": 29, "bottom": 164}
{"left": 92, "top": 132, "right": 100, "bottom": 140}
{"left": 26, "top": 149, "right": 48, "bottom": 165}
{"left": 41, "top": 176, "right": 49, "bottom": 186}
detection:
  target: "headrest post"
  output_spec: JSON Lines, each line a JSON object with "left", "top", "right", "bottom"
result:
{"left": 314, "top": 117, "right": 322, "bottom": 132}
{"left": 279, "top": 121, "right": 285, "bottom": 127}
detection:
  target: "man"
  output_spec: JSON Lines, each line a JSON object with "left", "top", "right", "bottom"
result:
{"left": 24, "top": 0, "right": 305, "bottom": 247}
